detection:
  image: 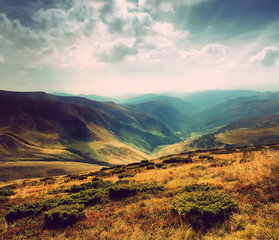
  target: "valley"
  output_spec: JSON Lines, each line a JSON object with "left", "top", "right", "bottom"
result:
{"left": 1, "top": 89, "right": 279, "bottom": 183}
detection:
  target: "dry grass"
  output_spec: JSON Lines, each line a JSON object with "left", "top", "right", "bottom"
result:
{"left": 1, "top": 145, "right": 279, "bottom": 240}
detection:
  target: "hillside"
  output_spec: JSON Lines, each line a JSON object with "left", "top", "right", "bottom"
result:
{"left": 192, "top": 98, "right": 279, "bottom": 132}
{"left": 188, "top": 113, "right": 279, "bottom": 150}
{"left": 126, "top": 100, "right": 193, "bottom": 134}
{"left": 124, "top": 94, "right": 197, "bottom": 116}
{"left": 1, "top": 144, "right": 278, "bottom": 239}
{"left": 182, "top": 90, "right": 263, "bottom": 111}
{"left": 0, "top": 91, "right": 180, "bottom": 167}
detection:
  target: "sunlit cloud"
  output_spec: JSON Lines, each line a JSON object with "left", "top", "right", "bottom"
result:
{"left": 0, "top": 54, "right": 5, "bottom": 64}
{"left": 0, "top": 0, "right": 278, "bottom": 94}
{"left": 250, "top": 46, "right": 279, "bottom": 67}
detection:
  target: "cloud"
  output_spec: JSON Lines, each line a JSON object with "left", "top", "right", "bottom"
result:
{"left": 0, "top": 13, "right": 46, "bottom": 49}
{"left": 249, "top": 46, "right": 279, "bottom": 66}
{"left": 0, "top": 54, "right": 5, "bottom": 64}
{"left": 181, "top": 43, "right": 229, "bottom": 58}
{"left": 95, "top": 39, "right": 138, "bottom": 63}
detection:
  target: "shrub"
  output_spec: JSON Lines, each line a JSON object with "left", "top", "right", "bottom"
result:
{"left": 67, "top": 178, "right": 111, "bottom": 193}
{"left": 184, "top": 183, "right": 215, "bottom": 192}
{"left": 116, "top": 179, "right": 130, "bottom": 185}
{"left": 163, "top": 158, "right": 192, "bottom": 164}
{"left": 199, "top": 155, "right": 212, "bottom": 160}
{"left": 0, "top": 189, "right": 16, "bottom": 196}
{"left": 141, "top": 160, "right": 149, "bottom": 163}
{"left": 190, "top": 165, "right": 207, "bottom": 171}
{"left": 155, "top": 163, "right": 164, "bottom": 168}
{"left": 69, "top": 189, "right": 104, "bottom": 206}
{"left": 109, "top": 185, "right": 137, "bottom": 199}
{"left": 5, "top": 201, "right": 45, "bottom": 222}
{"left": 139, "top": 162, "right": 155, "bottom": 167}
{"left": 118, "top": 173, "right": 135, "bottom": 179}
{"left": 209, "top": 159, "right": 235, "bottom": 168}
{"left": 0, "top": 196, "right": 8, "bottom": 203}
{"left": 44, "top": 204, "right": 85, "bottom": 228}
{"left": 110, "top": 168, "right": 126, "bottom": 174}
{"left": 170, "top": 192, "right": 238, "bottom": 229}
{"left": 109, "top": 183, "right": 163, "bottom": 199}
{"left": 146, "top": 165, "right": 155, "bottom": 170}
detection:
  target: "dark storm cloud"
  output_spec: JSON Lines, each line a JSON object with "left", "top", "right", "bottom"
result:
{"left": 172, "top": 0, "right": 279, "bottom": 38}
{"left": 0, "top": 0, "right": 72, "bottom": 26}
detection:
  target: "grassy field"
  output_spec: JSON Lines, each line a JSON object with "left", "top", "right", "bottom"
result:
{"left": 0, "top": 145, "right": 278, "bottom": 239}
{"left": 0, "top": 161, "right": 101, "bottom": 186}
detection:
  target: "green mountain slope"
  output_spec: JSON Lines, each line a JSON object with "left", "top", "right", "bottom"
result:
{"left": 126, "top": 100, "right": 193, "bottom": 135}
{"left": 124, "top": 94, "right": 197, "bottom": 116}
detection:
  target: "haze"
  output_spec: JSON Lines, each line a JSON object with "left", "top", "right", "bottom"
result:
{"left": 0, "top": 0, "right": 279, "bottom": 95}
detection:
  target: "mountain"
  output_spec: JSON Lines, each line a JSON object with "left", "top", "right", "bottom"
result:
{"left": 0, "top": 90, "right": 180, "bottom": 165}
{"left": 124, "top": 94, "right": 197, "bottom": 116}
{"left": 125, "top": 100, "right": 193, "bottom": 135}
{"left": 51, "top": 92, "right": 115, "bottom": 102}
{"left": 183, "top": 90, "right": 264, "bottom": 111}
{"left": 191, "top": 92, "right": 279, "bottom": 132}
{"left": 189, "top": 113, "right": 279, "bottom": 150}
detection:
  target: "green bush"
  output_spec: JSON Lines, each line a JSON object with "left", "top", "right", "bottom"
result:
{"left": 109, "top": 186, "right": 137, "bottom": 199}
{"left": 190, "top": 165, "right": 207, "bottom": 171}
{"left": 110, "top": 168, "right": 126, "bottom": 174}
{"left": 67, "top": 178, "right": 111, "bottom": 193}
{"left": 209, "top": 159, "right": 236, "bottom": 168}
{"left": 116, "top": 179, "right": 130, "bottom": 185}
{"left": 184, "top": 183, "right": 215, "bottom": 192}
{"left": 0, "top": 189, "right": 16, "bottom": 196}
{"left": 118, "top": 173, "right": 135, "bottom": 179}
{"left": 163, "top": 158, "right": 192, "bottom": 164}
{"left": 5, "top": 201, "right": 45, "bottom": 222}
{"left": 199, "top": 155, "right": 213, "bottom": 160}
{"left": 69, "top": 189, "right": 104, "bottom": 206}
{"left": 44, "top": 204, "right": 85, "bottom": 228}
{"left": 139, "top": 162, "right": 155, "bottom": 167}
{"left": 0, "top": 196, "right": 8, "bottom": 203}
{"left": 109, "top": 183, "right": 163, "bottom": 199}
{"left": 170, "top": 192, "right": 238, "bottom": 229}
{"left": 155, "top": 163, "right": 164, "bottom": 168}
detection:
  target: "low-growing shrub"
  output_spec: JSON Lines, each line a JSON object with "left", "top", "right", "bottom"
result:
{"left": 118, "top": 173, "right": 135, "bottom": 179}
{"left": 67, "top": 178, "right": 111, "bottom": 193}
{"left": 170, "top": 192, "right": 238, "bottom": 229}
{"left": 146, "top": 165, "right": 155, "bottom": 170}
{"left": 67, "top": 174, "right": 87, "bottom": 180}
{"left": 5, "top": 201, "right": 45, "bottom": 222}
{"left": 141, "top": 160, "right": 149, "bottom": 163}
{"left": 199, "top": 155, "right": 213, "bottom": 160}
{"left": 116, "top": 179, "right": 130, "bottom": 185}
{"left": 0, "top": 196, "right": 8, "bottom": 203}
{"left": 109, "top": 185, "right": 137, "bottom": 199}
{"left": 209, "top": 159, "right": 236, "bottom": 168}
{"left": 109, "top": 183, "right": 163, "bottom": 199}
{"left": 163, "top": 158, "right": 192, "bottom": 164}
{"left": 183, "top": 183, "right": 215, "bottom": 192}
{"left": 0, "top": 189, "right": 16, "bottom": 196}
{"left": 110, "top": 168, "right": 126, "bottom": 174}
{"left": 155, "top": 163, "right": 164, "bottom": 168}
{"left": 190, "top": 165, "right": 207, "bottom": 171}
{"left": 69, "top": 189, "right": 104, "bottom": 206}
{"left": 44, "top": 204, "right": 85, "bottom": 228}
{"left": 139, "top": 162, "right": 155, "bottom": 167}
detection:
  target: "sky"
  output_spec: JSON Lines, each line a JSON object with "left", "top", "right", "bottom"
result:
{"left": 0, "top": 0, "right": 279, "bottom": 96}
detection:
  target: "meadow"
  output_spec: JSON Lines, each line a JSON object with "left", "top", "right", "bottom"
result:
{"left": 0, "top": 145, "right": 278, "bottom": 240}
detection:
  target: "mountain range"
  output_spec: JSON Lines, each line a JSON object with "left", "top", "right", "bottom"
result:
{"left": 1, "top": 89, "right": 279, "bottom": 172}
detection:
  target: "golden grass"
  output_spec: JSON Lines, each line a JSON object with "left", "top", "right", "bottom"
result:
{"left": 1, "top": 146, "right": 279, "bottom": 240}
